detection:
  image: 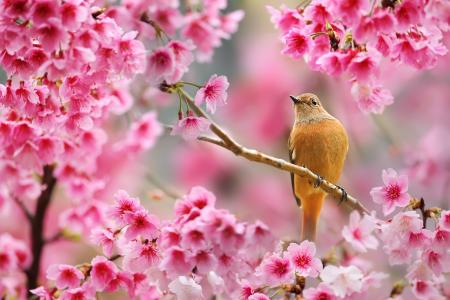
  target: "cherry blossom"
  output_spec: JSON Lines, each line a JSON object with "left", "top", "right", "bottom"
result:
{"left": 46, "top": 264, "right": 84, "bottom": 289}
{"left": 320, "top": 265, "right": 364, "bottom": 297}
{"left": 171, "top": 112, "right": 211, "bottom": 140}
{"left": 194, "top": 74, "right": 230, "bottom": 113}
{"left": 285, "top": 241, "right": 322, "bottom": 277}
{"left": 342, "top": 211, "right": 379, "bottom": 252}
{"left": 370, "top": 168, "right": 410, "bottom": 215}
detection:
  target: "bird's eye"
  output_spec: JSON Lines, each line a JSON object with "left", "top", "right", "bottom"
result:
{"left": 311, "top": 99, "right": 318, "bottom": 106}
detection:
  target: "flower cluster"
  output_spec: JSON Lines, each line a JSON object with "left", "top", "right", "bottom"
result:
{"left": 268, "top": 0, "right": 449, "bottom": 113}
{"left": 32, "top": 187, "right": 276, "bottom": 299}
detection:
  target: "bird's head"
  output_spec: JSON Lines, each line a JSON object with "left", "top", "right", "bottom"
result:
{"left": 290, "top": 93, "right": 328, "bottom": 121}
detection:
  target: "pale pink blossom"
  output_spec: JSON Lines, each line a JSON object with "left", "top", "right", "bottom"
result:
{"left": 370, "top": 168, "right": 410, "bottom": 215}
{"left": 194, "top": 74, "right": 229, "bottom": 113}
{"left": 351, "top": 82, "right": 394, "bottom": 114}
{"left": 159, "top": 247, "right": 194, "bottom": 277}
{"left": 285, "top": 241, "right": 322, "bottom": 277}
{"left": 30, "top": 287, "right": 52, "bottom": 300}
{"left": 422, "top": 248, "right": 450, "bottom": 276}
{"left": 146, "top": 47, "right": 176, "bottom": 82}
{"left": 342, "top": 211, "right": 379, "bottom": 252}
{"left": 168, "top": 276, "right": 203, "bottom": 300}
{"left": 320, "top": 265, "right": 363, "bottom": 297}
{"left": 439, "top": 211, "right": 450, "bottom": 231}
{"left": 171, "top": 113, "right": 211, "bottom": 140}
{"left": 248, "top": 293, "right": 270, "bottom": 300}
{"left": 412, "top": 280, "right": 445, "bottom": 300}
{"left": 303, "top": 283, "right": 337, "bottom": 300}
{"left": 46, "top": 264, "right": 84, "bottom": 289}
{"left": 90, "top": 228, "right": 115, "bottom": 257}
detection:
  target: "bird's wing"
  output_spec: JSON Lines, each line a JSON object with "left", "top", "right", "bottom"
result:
{"left": 288, "top": 137, "right": 301, "bottom": 207}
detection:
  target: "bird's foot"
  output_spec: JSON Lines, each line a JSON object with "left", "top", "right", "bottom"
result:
{"left": 337, "top": 186, "right": 348, "bottom": 205}
{"left": 313, "top": 175, "right": 323, "bottom": 188}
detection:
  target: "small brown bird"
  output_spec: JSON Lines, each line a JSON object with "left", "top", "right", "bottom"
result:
{"left": 288, "top": 93, "right": 349, "bottom": 241}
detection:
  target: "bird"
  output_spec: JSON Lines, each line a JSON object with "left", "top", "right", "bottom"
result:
{"left": 288, "top": 93, "right": 349, "bottom": 241}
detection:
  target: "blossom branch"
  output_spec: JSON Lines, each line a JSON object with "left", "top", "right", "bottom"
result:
{"left": 26, "top": 165, "right": 57, "bottom": 294}
{"left": 172, "top": 87, "right": 370, "bottom": 214}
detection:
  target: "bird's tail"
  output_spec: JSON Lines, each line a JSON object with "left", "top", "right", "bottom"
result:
{"left": 301, "top": 194, "right": 325, "bottom": 241}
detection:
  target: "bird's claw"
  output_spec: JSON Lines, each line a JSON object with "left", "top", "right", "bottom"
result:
{"left": 314, "top": 175, "right": 323, "bottom": 188}
{"left": 337, "top": 186, "right": 348, "bottom": 205}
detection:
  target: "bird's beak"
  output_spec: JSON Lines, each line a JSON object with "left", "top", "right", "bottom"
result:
{"left": 290, "top": 95, "right": 299, "bottom": 104}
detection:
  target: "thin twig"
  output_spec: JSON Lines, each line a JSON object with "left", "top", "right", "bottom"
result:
{"left": 45, "top": 231, "right": 63, "bottom": 244}
{"left": 13, "top": 197, "right": 33, "bottom": 222}
{"left": 176, "top": 88, "right": 370, "bottom": 214}
{"left": 146, "top": 173, "right": 182, "bottom": 200}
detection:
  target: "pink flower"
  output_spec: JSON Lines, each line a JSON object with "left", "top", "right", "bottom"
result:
{"left": 266, "top": 5, "right": 304, "bottom": 34}
{"left": 124, "top": 210, "right": 160, "bottom": 241}
{"left": 59, "top": 284, "right": 95, "bottom": 300}
{"left": 146, "top": 47, "right": 175, "bottom": 82}
{"left": 439, "top": 210, "right": 450, "bottom": 231}
{"left": 34, "top": 18, "right": 68, "bottom": 52}
{"left": 122, "top": 112, "right": 163, "bottom": 153}
{"left": 347, "top": 52, "right": 379, "bottom": 82}
{"left": 422, "top": 248, "right": 450, "bottom": 276}
{"left": 412, "top": 280, "right": 444, "bottom": 300}
{"left": 30, "top": 0, "right": 59, "bottom": 25}
{"left": 109, "top": 190, "right": 141, "bottom": 225}
{"left": 320, "top": 265, "right": 363, "bottom": 297}
{"left": 194, "top": 74, "right": 229, "bottom": 113}
{"left": 168, "top": 276, "right": 203, "bottom": 300}
{"left": 342, "top": 211, "right": 378, "bottom": 252}
{"left": 90, "top": 228, "right": 115, "bottom": 257}
{"left": 30, "top": 287, "right": 52, "bottom": 300}
{"left": 370, "top": 168, "right": 410, "bottom": 215}
{"left": 171, "top": 113, "right": 211, "bottom": 140}
{"left": 303, "top": 283, "right": 337, "bottom": 300}
{"left": 285, "top": 241, "right": 322, "bottom": 277}
{"left": 259, "top": 253, "right": 293, "bottom": 285}
{"left": 123, "top": 241, "right": 159, "bottom": 272}
{"left": 91, "top": 256, "right": 118, "bottom": 291}
{"left": 180, "top": 222, "right": 207, "bottom": 251}
{"left": 46, "top": 264, "right": 84, "bottom": 289}
{"left": 281, "top": 28, "right": 311, "bottom": 59}
{"left": 159, "top": 247, "right": 194, "bottom": 277}
{"left": 182, "top": 17, "right": 220, "bottom": 62}
{"left": 316, "top": 51, "right": 349, "bottom": 76}
{"left": 248, "top": 293, "right": 270, "bottom": 300}
{"left": 351, "top": 82, "right": 394, "bottom": 114}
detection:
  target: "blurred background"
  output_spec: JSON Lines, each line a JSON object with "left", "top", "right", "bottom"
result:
{"left": 1, "top": 0, "right": 449, "bottom": 298}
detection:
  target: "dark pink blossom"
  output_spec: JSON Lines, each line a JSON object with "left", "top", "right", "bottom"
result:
{"left": 46, "top": 264, "right": 84, "bottom": 289}
{"left": 91, "top": 256, "right": 118, "bottom": 291}
{"left": 259, "top": 253, "right": 292, "bottom": 285}
{"left": 281, "top": 28, "right": 311, "bottom": 59}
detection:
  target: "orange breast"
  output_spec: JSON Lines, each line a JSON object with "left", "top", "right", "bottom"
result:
{"left": 289, "top": 118, "right": 349, "bottom": 200}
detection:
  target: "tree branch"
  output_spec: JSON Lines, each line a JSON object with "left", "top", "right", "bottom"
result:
{"left": 26, "top": 165, "right": 57, "bottom": 294}
{"left": 176, "top": 88, "right": 369, "bottom": 214}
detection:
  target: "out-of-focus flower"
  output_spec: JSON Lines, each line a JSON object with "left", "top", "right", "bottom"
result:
{"left": 303, "top": 282, "right": 337, "bottom": 300}
{"left": 342, "top": 211, "right": 378, "bottom": 252}
{"left": 411, "top": 280, "right": 445, "bottom": 300}
{"left": 168, "top": 276, "right": 203, "bottom": 300}
{"left": 370, "top": 168, "right": 410, "bottom": 216}
{"left": 351, "top": 82, "right": 394, "bottom": 114}
{"left": 320, "top": 265, "right": 363, "bottom": 297}
{"left": 248, "top": 292, "right": 271, "bottom": 300}
{"left": 194, "top": 74, "right": 229, "bottom": 113}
